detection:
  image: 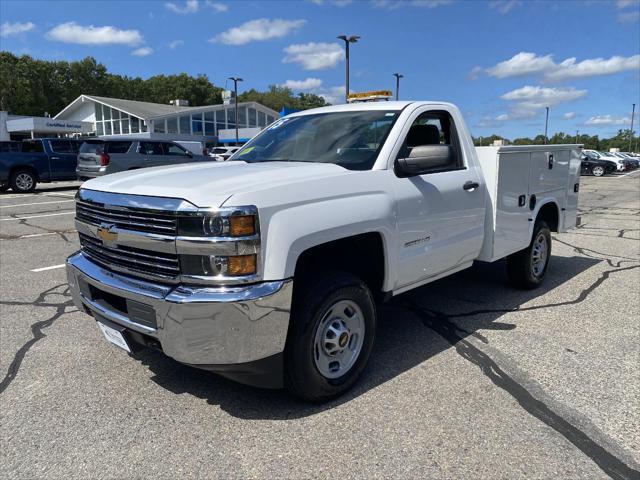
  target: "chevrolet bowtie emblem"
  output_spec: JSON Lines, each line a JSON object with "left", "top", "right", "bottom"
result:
{"left": 97, "top": 225, "right": 117, "bottom": 243}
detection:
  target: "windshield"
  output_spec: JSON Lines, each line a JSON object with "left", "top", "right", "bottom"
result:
{"left": 232, "top": 110, "right": 400, "bottom": 170}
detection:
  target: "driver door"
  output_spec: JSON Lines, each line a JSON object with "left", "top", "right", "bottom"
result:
{"left": 391, "top": 108, "right": 486, "bottom": 290}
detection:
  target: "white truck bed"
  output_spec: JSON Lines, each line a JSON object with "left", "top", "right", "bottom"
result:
{"left": 476, "top": 145, "right": 581, "bottom": 263}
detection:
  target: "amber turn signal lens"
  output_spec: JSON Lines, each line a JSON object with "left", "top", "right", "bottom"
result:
{"left": 227, "top": 254, "right": 257, "bottom": 276}
{"left": 229, "top": 215, "right": 256, "bottom": 236}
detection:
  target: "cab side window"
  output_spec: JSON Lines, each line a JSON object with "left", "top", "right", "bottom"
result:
{"left": 163, "top": 143, "right": 189, "bottom": 156}
{"left": 139, "top": 142, "right": 164, "bottom": 155}
{"left": 398, "top": 111, "right": 463, "bottom": 173}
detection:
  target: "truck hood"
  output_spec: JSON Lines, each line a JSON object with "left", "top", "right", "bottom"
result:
{"left": 82, "top": 161, "right": 350, "bottom": 207}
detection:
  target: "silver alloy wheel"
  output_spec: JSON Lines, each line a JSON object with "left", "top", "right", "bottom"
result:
{"left": 15, "top": 173, "right": 34, "bottom": 191}
{"left": 531, "top": 232, "right": 548, "bottom": 278}
{"left": 592, "top": 166, "right": 605, "bottom": 177}
{"left": 313, "top": 299, "right": 365, "bottom": 379}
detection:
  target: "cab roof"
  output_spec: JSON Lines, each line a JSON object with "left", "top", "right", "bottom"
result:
{"left": 286, "top": 101, "right": 456, "bottom": 117}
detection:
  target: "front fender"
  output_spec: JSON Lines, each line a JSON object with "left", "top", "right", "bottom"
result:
{"left": 261, "top": 192, "right": 397, "bottom": 291}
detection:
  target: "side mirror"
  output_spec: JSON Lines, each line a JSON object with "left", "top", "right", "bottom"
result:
{"left": 186, "top": 151, "right": 193, "bottom": 158}
{"left": 395, "top": 145, "right": 454, "bottom": 177}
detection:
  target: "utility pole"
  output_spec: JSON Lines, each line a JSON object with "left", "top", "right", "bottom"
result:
{"left": 228, "top": 77, "right": 243, "bottom": 145}
{"left": 575, "top": 130, "right": 579, "bottom": 144}
{"left": 544, "top": 106, "right": 549, "bottom": 144}
{"left": 393, "top": 73, "right": 403, "bottom": 101}
{"left": 337, "top": 35, "right": 360, "bottom": 103}
{"left": 629, "top": 103, "right": 636, "bottom": 153}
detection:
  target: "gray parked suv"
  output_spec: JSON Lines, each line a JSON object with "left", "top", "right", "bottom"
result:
{"left": 77, "top": 139, "right": 202, "bottom": 180}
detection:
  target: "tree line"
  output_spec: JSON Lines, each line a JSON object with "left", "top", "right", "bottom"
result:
{"left": 0, "top": 52, "right": 328, "bottom": 117}
{"left": 474, "top": 130, "right": 639, "bottom": 152}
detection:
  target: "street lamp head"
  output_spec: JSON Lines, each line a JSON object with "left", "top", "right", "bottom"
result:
{"left": 393, "top": 73, "right": 404, "bottom": 79}
{"left": 228, "top": 77, "right": 243, "bottom": 82}
{"left": 337, "top": 35, "right": 360, "bottom": 43}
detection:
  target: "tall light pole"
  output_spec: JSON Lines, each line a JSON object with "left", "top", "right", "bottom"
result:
{"left": 629, "top": 103, "right": 636, "bottom": 153}
{"left": 575, "top": 130, "right": 579, "bottom": 144}
{"left": 393, "top": 73, "right": 403, "bottom": 101}
{"left": 228, "top": 77, "right": 243, "bottom": 145}
{"left": 544, "top": 106, "right": 549, "bottom": 144}
{"left": 337, "top": 35, "right": 360, "bottom": 103}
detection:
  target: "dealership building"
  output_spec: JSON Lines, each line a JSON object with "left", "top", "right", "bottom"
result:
{"left": 1, "top": 95, "right": 279, "bottom": 144}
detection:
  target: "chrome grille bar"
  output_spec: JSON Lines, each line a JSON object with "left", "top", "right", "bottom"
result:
{"left": 76, "top": 201, "right": 177, "bottom": 236}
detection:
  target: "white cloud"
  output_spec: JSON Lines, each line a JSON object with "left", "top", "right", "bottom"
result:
{"left": 1, "top": 21, "right": 35, "bottom": 37}
{"left": 283, "top": 42, "right": 344, "bottom": 70}
{"left": 317, "top": 86, "right": 346, "bottom": 104}
{"left": 499, "top": 86, "right": 587, "bottom": 119}
{"left": 213, "top": 18, "right": 305, "bottom": 45}
{"left": 562, "top": 112, "right": 576, "bottom": 120}
{"left": 495, "top": 114, "right": 509, "bottom": 121}
{"left": 489, "top": 0, "right": 523, "bottom": 14}
{"left": 206, "top": 1, "right": 228, "bottom": 12}
{"left": 616, "top": 0, "right": 637, "bottom": 9}
{"left": 165, "top": 0, "right": 199, "bottom": 14}
{"left": 372, "top": 0, "right": 453, "bottom": 9}
{"left": 480, "top": 52, "right": 640, "bottom": 82}
{"left": 282, "top": 78, "right": 323, "bottom": 90}
{"left": 46, "top": 22, "right": 143, "bottom": 46}
{"left": 168, "top": 40, "right": 184, "bottom": 49}
{"left": 131, "top": 47, "right": 154, "bottom": 57}
{"left": 618, "top": 11, "right": 640, "bottom": 23}
{"left": 585, "top": 115, "right": 631, "bottom": 126}
{"left": 309, "top": 0, "right": 354, "bottom": 5}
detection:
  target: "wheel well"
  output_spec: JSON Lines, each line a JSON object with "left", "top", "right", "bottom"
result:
{"left": 536, "top": 202, "right": 559, "bottom": 232}
{"left": 294, "top": 233, "right": 386, "bottom": 298}
{"left": 10, "top": 165, "right": 38, "bottom": 181}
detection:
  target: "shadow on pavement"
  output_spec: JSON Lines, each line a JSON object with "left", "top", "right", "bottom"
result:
{"left": 139, "top": 253, "right": 599, "bottom": 419}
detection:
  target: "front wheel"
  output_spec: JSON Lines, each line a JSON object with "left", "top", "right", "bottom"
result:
{"left": 10, "top": 170, "right": 37, "bottom": 193}
{"left": 507, "top": 220, "right": 552, "bottom": 289}
{"left": 592, "top": 165, "right": 605, "bottom": 177}
{"left": 284, "top": 271, "right": 376, "bottom": 402}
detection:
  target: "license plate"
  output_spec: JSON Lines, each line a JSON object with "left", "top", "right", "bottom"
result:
{"left": 97, "top": 322, "right": 131, "bottom": 353}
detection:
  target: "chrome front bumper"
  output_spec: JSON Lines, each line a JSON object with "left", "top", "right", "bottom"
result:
{"left": 66, "top": 252, "right": 293, "bottom": 368}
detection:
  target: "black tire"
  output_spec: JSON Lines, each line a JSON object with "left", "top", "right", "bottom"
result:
{"left": 591, "top": 165, "right": 605, "bottom": 177}
{"left": 0, "top": 185, "right": 9, "bottom": 192}
{"left": 284, "top": 271, "right": 377, "bottom": 402}
{"left": 507, "top": 220, "right": 552, "bottom": 290}
{"left": 10, "top": 169, "right": 37, "bottom": 193}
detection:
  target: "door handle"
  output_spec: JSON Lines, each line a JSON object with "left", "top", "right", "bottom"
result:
{"left": 50, "top": 156, "right": 60, "bottom": 160}
{"left": 463, "top": 181, "right": 479, "bottom": 191}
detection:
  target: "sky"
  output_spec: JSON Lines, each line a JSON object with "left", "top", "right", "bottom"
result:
{"left": 0, "top": 0, "right": 639, "bottom": 139}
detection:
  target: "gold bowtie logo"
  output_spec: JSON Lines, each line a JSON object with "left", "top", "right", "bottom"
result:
{"left": 97, "top": 225, "right": 117, "bottom": 243}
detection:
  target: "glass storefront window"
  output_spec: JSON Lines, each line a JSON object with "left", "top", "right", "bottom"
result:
{"left": 141, "top": 122, "right": 147, "bottom": 132}
{"left": 95, "top": 104, "right": 103, "bottom": 121}
{"left": 154, "top": 119, "right": 165, "bottom": 133}
{"left": 167, "top": 118, "right": 177, "bottom": 134}
{"left": 121, "top": 118, "right": 129, "bottom": 133}
{"left": 104, "top": 121, "right": 112, "bottom": 135}
{"left": 113, "top": 121, "right": 121, "bottom": 135}
{"left": 112, "top": 109, "right": 121, "bottom": 120}
{"left": 131, "top": 117, "right": 140, "bottom": 133}
{"left": 103, "top": 107, "right": 112, "bottom": 120}
{"left": 226, "top": 109, "right": 235, "bottom": 128}
{"left": 258, "top": 111, "right": 266, "bottom": 127}
{"left": 238, "top": 107, "right": 247, "bottom": 127}
{"left": 248, "top": 108, "right": 257, "bottom": 127}
{"left": 204, "top": 111, "right": 214, "bottom": 122}
{"left": 179, "top": 115, "right": 190, "bottom": 134}
{"left": 96, "top": 122, "right": 104, "bottom": 135}
{"left": 267, "top": 115, "right": 275, "bottom": 125}
{"left": 192, "top": 119, "right": 203, "bottom": 133}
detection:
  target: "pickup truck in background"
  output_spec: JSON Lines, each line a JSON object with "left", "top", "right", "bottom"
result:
{"left": 66, "top": 101, "right": 581, "bottom": 402}
{"left": 0, "top": 138, "right": 81, "bottom": 192}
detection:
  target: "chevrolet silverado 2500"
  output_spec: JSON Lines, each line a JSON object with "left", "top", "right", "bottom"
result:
{"left": 66, "top": 102, "right": 581, "bottom": 402}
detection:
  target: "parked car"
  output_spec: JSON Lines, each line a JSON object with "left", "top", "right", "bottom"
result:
{"left": 612, "top": 152, "right": 639, "bottom": 169}
{"left": 66, "top": 100, "right": 581, "bottom": 402}
{"left": 0, "top": 138, "right": 81, "bottom": 192}
{"left": 208, "top": 146, "right": 240, "bottom": 161}
{"left": 580, "top": 155, "right": 617, "bottom": 176}
{"left": 583, "top": 150, "right": 625, "bottom": 172}
{"left": 175, "top": 140, "right": 216, "bottom": 156}
{"left": 77, "top": 139, "right": 203, "bottom": 180}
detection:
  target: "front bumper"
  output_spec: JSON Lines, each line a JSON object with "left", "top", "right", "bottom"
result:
{"left": 76, "top": 166, "right": 106, "bottom": 179}
{"left": 66, "top": 251, "right": 293, "bottom": 387}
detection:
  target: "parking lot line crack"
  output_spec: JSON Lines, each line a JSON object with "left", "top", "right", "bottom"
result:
{"left": 0, "top": 284, "right": 77, "bottom": 395}
{"left": 401, "top": 301, "right": 640, "bottom": 480}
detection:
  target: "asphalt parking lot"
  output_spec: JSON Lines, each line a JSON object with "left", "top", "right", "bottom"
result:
{"left": 1, "top": 173, "right": 639, "bottom": 479}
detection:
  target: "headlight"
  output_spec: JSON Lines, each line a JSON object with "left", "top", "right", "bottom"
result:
{"left": 177, "top": 209, "right": 258, "bottom": 238}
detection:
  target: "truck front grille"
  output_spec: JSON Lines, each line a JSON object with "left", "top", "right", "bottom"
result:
{"left": 76, "top": 201, "right": 177, "bottom": 236}
{"left": 79, "top": 233, "right": 179, "bottom": 281}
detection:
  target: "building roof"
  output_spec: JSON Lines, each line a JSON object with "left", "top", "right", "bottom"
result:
{"left": 55, "top": 94, "right": 279, "bottom": 122}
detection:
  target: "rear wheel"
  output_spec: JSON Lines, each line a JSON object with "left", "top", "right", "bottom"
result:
{"left": 284, "top": 271, "right": 376, "bottom": 402}
{"left": 592, "top": 165, "right": 605, "bottom": 177}
{"left": 507, "top": 220, "right": 551, "bottom": 289}
{"left": 10, "top": 169, "right": 36, "bottom": 193}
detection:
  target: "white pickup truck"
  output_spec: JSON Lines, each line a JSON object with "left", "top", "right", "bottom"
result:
{"left": 66, "top": 102, "right": 581, "bottom": 402}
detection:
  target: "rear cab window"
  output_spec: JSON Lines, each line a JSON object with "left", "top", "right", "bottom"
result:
{"left": 22, "top": 141, "right": 44, "bottom": 153}
{"left": 49, "top": 140, "right": 75, "bottom": 153}
{"left": 80, "top": 141, "right": 105, "bottom": 154}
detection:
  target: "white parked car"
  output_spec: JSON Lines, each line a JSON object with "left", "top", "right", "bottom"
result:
{"left": 208, "top": 146, "right": 240, "bottom": 161}
{"left": 66, "top": 101, "right": 580, "bottom": 402}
